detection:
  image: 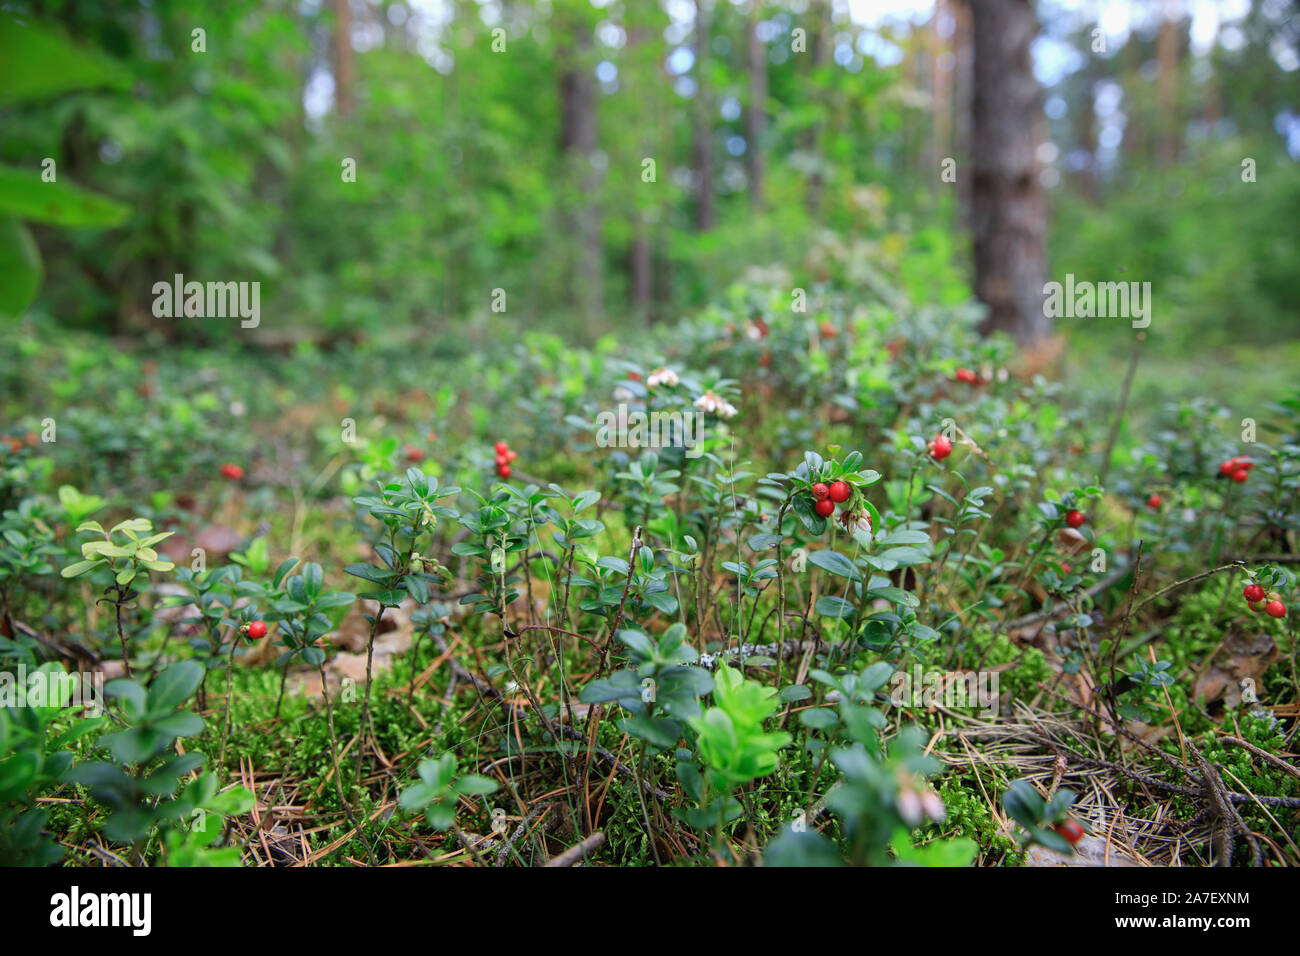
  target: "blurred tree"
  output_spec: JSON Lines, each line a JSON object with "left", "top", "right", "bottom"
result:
{"left": 746, "top": 1, "right": 766, "bottom": 209}
{"left": 970, "top": 0, "right": 1048, "bottom": 344}
{"left": 692, "top": 0, "right": 716, "bottom": 231}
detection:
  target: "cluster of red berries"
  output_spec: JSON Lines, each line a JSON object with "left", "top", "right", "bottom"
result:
{"left": 1052, "top": 819, "right": 1084, "bottom": 845}
{"left": 1242, "top": 582, "right": 1287, "bottom": 619}
{"left": 1065, "top": 509, "right": 1085, "bottom": 529}
{"left": 1219, "top": 456, "right": 1254, "bottom": 483}
{"left": 954, "top": 368, "right": 980, "bottom": 385}
{"left": 810, "top": 479, "right": 852, "bottom": 518}
{"left": 493, "top": 440, "right": 517, "bottom": 479}
{"left": 219, "top": 463, "right": 245, "bottom": 480}
{"left": 3, "top": 432, "right": 37, "bottom": 453}
{"left": 1146, "top": 493, "right": 1162, "bottom": 509}
{"left": 927, "top": 435, "right": 952, "bottom": 460}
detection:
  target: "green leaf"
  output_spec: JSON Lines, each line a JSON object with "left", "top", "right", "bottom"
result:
{"left": 451, "top": 774, "right": 499, "bottom": 797}
{"left": 60, "top": 559, "right": 101, "bottom": 578}
{"left": 147, "top": 661, "right": 205, "bottom": 715}
{"left": 764, "top": 827, "right": 844, "bottom": 867}
{"left": 815, "top": 595, "right": 856, "bottom": 618}
{"left": 0, "top": 215, "right": 40, "bottom": 317}
{"left": 0, "top": 165, "right": 129, "bottom": 227}
{"left": 0, "top": 15, "right": 130, "bottom": 105}
{"left": 890, "top": 830, "right": 977, "bottom": 867}
{"left": 808, "top": 549, "right": 862, "bottom": 581}
{"left": 798, "top": 707, "right": 840, "bottom": 730}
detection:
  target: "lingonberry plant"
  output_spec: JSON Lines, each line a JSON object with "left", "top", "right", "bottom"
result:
{"left": 5, "top": 254, "right": 1300, "bottom": 870}
{"left": 61, "top": 517, "right": 176, "bottom": 678}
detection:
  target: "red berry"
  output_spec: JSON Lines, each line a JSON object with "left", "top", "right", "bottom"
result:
{"left": 1053, "top": 820, "right": 1084, "bottom": 845}
{"left": 1231, "top": 469, "right": 1249, "bottom": 483}
{"left": 928, "top": 435, "right": 952, "bottom": 460}
{"left": 506, "top": 449, "right": 518, "bottom": 462}
{"left": 1266, "top": 600, "right": 1286, "bottom": 619}
{"left": 1248, "top": 600, "right": 1263, "bottom": 613}
{"left": 497, "top": 464, "right": 511, "bottom": 479}
{"left": 494, "top": 441, "right": 509, "bottom": 455}
{"left": 955, "top": 368, "right": 976, "bottom": 384}
{"left": 811, "top": 482, "right": 830, "bottom": 500}
{"left": 247, "top": 620, "right": 267, "bottom": 640}
{"left": 495, "top": 453, "right": 509, "bottom": 467}
{"left": 1065, "top": 510, "right": 1085, "bottom": 529}
{"left": 220, "top": 463, "right": 245, "bottom": 480}
{"left": 1244, "top": 584, "right": 1265, "bottom": 603}
{"left": 1219, "top": 460, "right": 1234, "bottom": 476}
{"left": 627, "top": 371, "right": 640, "bottom": 381}
{"left": 404, "top": 444, "right": 424, "bottom": 462}
{"left": 828, "top": 480, "right": 851, "bottom": 503}
{"left": 814, "top": 498, "right": 835, "bottom": 518}
{"left": 1146, "top": 494, "right": 1161, "bottom": 509}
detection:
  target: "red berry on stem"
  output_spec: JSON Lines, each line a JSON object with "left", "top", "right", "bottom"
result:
{"left": 1053, "top": 820, "right": 1085, "bottom": 845}
{"left": 812, "top": 482, "right": 830, "bottom": 500}
{"left": 1244, "top": 584, "right": 1265, "bottom": 603}
{"left": 220, "top": 463, "right": 244, "bottom": 480}
{"left": 928, "top": 435, "right": 952, "bottom": 460}
{"left": 1231, "top": 469, "right": 1249, "bottom": 483}
{"left": 814, "top": 498, "right": 835, "bottom": 518}
{"left": 506, "top": 449, "right": 517, "bottom": 462}
{"left": 1266, "top": 600, "right": 1286, "bottom": 619}
{"left": 1146, "top": 494, "right": 1161, "bottom": 509}
{"left": 247, "top": 620, "right": 267, "bottom": 640}
{"left": 497, "top": 464, "right": 511, "bottom": 479}
{"left": 828, "top": 480, "right": 851, "bottom": 503}
{"left": 1065, "top": 510, "right": 1085, "bottom": 529}
{"left": 495, "top": 454, "right": 508, "bottom": 467}
{"left": 494, "top": 441, "right": 509, "bottom": 455}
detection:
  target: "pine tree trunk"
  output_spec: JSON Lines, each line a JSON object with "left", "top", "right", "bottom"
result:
{"left": 693, "top": 1, "right": 716, "bottom": 230}
{"left": 332, "top": 0, "right": 354, "bottom": 115}
{"left": 969, "top": 0, "right": 1049, "bottom": 345}
{"left": 559, "top": 16, "right": 603, "bottom": 321}
{"left": 746, "top": 5, "right": 766, "bottom": 209}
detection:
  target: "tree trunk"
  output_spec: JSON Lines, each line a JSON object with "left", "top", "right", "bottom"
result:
{"left": 969, "top": 0, "right": 1048, "bottom": 345}
{"left": 332, "top": 0, "right": 355, "bottom": 115}
{"left": 952, "top": 0, "right": 975, "bottom": 228}
{"left": 559, "top": 15, "right": 603, "bottom": 321}
{"left": 804, "top": 0, "right": 831, "bottom": 215}
{"left": 746, "top": 4, "right": 766, "bottom": 209}
{"left": 1156, "top": 6, "right": 1180, "bottom": 166}
{"left": 692, "top": 0, "right": 716, "bottom": 230}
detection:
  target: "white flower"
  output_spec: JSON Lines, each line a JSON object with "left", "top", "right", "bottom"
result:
{"left": 694, "top": 390, "right": 738, "bottom": 419}
{"left": 647, "top": 367, "right": 679, "bottom": 388}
